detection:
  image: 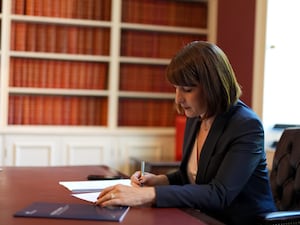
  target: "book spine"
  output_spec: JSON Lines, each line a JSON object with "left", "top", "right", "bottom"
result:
{"left": 25, "top": 0, "right": 35, "bottom": 15}
{"left": 53, "top": 96, "right": 63, "bottom": 125}
{"left": 46, "top": 24, "right": 56, "bottom": 52}
{"left": 43, "top": 0, "right": 53, "bottom": 17}
{"left": 35, "top": 95, "right": 44, "bottom": 125}
{"left": 77, "top": 27, "right": 85, "bottom": 54}
{"left": 67, "top": 26, "right": 78, "bottom": 54}
{"left": 8, "top": 95, "right": 14, "bottom": 124}
{"left": 52, "top": 0, "right": 61, "bottom": 17}
{"left": 12, "top": 95, "right": 23, "bottom": 124}
{"left": 56, "top": 25, "right": 68, "bottom": 53}
{"left": 53, "top": 60, "right": 62, "bottom": 88}
{"left": 40, "top": 60, "right": 48, "bottom": 88}
{"left": 87, "top": 97, "right": 95, "bottom": 125}
{"left": 85, "top": 62, "right": 93, "bottom": 89}
{"left": 43, "top": 96, "right": 54, "bottom": 125}
{"left": 34, "top": 0, "right": 43, "bottom": 16}
{"left": 62, "top": 61, "right": 71, "bottom": 89}
{"left": 62, "top": 97, "right": 71, "bottom": 125}
{"left": 32, "top": 58, "right": 40, "bottom": 87}
{"left": 47, "top": 60, "right": 54, "bottom": 87}
{"left": 78, "top": 62, "right": 86, "bottom": 89}
{"left": 59, "top": 0, "right": 67, "bottom": 18}
{"left": 93, "top": 0, "right": 102, "bottom": 20}
{"left": 14, "top": 0, "right": 25, "bottom": 14}
{"left": 22, "top": 95, "right": 30, "bottom": 125}
{"left": 14, "top": 22, "right": 27, "bottom": 51}
{"left": 70, "top": 97, "right": 79, "bottom": 125}
{"left": 79, "top": 97, "right": 88, "bottom": 125}
{"left": 22, "top": 59, "right": 30, "bottom": 87}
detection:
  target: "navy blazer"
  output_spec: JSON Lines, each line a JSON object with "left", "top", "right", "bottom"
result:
{"left": 155, "top": 101, "right": 276, "bottom": 225}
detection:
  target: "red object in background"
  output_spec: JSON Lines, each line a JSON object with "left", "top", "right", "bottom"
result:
{"left": 175, "top": 115, "right": 186, "bottom": 161}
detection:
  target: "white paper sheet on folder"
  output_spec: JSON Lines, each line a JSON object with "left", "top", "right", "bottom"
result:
{"left": 59, "top": 179, "right": 131, "bottom": 193}
{"left": 72, "top": 191, "right": 101, "bottom": 203}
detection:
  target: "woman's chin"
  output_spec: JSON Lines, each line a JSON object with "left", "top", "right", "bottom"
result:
{"left": 184, "top": 111, "right": 197, "bottom": 118}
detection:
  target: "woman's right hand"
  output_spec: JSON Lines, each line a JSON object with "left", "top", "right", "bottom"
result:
{"left": 130, "top": 171, "right": 169, "bottom": 187}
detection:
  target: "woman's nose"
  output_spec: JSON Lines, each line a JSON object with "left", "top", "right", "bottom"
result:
{"left": 175, "top": 89, "right": 183, "bottom": 104}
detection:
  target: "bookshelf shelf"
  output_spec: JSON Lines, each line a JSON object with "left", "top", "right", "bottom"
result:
{"left": 0, "top": 0, "right": 217, "bottom": 170}
{"left": 9, "top": 88, "right": 109, "bottom": 96}
{"left": 119, "top": 57, "right": 170, "bottom": 65}
{"left": 10, "top": 52, "right": 111, "bottom": 62}
{"left": 11, "top": 15, "right": 112, "bottom": 27}
{"left": 121, "top": 23, "right": 208, "bottom": 34}
{"left": 118, "top": 92, "right": 174, "bottom": 99}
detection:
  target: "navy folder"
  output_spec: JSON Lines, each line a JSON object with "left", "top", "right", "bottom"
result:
{"left": 14, "top": 202, "right": 129, "bottom": 222}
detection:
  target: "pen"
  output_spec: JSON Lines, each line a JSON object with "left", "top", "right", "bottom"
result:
{"left": 140, "top": 161, "right": 145, "bottom": 187}
{"left": 141, "top": 160, "right": 145, "bottom": 177}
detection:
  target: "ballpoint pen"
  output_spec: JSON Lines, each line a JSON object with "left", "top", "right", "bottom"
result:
{"left": 140, "top": 161, "right": 145, "bottom": 187}
{"left": 141, "top": 160, "right": 145, "bottom": 177}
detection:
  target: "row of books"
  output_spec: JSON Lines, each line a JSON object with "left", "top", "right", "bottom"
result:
{"left": 122, "top": 0, "right": 207, "bottom": 28}
{"left": 10, "top": 58, "right": 108, "bottom": 90}
{"left": 118, "top": 98, "right": 176, "bottom": 127}
{"left": 121, "top": 30, "right": 205, "bottom": 59}
{"left": 9, "top": 57, "right": 175, "bottom": 93}
{"left": 12, "top": 0, "right": 111, "bottom": 21}
{"left": 8, "top": 95, "right": 108, "bottom": 126}
{"left": 11, "top": 21, "right": 205, "bottom": 58}
{"left": 11, "top": 22, "right": 110, "bottom": 55}
{"left": 119, "top": 64, "right": 174, "bottom": 93}
{"left": 8, "top": 94, "right": 175, "bottom": 127}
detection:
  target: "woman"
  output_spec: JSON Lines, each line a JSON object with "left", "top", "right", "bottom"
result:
{"left": 96, "top": 41, "right": 276, "bottom": 225}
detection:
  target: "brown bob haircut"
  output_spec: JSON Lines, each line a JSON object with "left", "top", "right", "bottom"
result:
{"left": 166, "top": 41, "right": 242, "bottom": 119}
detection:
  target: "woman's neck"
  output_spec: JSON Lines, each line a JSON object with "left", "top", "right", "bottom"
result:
{"left": 200, "top": 116, "right": 215, "bottom": 132}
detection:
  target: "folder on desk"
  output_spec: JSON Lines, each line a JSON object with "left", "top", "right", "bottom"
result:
{"left": 14, "top": 202, "right": 129, "bottom": 222}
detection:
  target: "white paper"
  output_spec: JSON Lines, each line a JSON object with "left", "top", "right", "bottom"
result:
{"left": 72, "top": 191, "right": 101, "bottom": 203}
{"left": 59, "top": 179, "right": 131, "bottom": 193}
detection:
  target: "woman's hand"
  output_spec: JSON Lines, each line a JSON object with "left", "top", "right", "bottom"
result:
{"left": 95, "top": 173, "right": 169, "bottom": 207}
{"left": 95, "top": 184, "right": 155, "bottom": 207}
{"left": 131, "top": 171, "right": 169, "bottom": 187}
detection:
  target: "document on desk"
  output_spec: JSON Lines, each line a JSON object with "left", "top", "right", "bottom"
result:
{"left": 59, "top": 179, "right": 131, "bottom": 193}
{"left": 60, "top": 179, "right": 131, "bottom": 203}
{"left": 14, "top": 202, "right": 130, "bottom": 222}
{"left": 72, "top": 191, "right": 101, "bottom": 203}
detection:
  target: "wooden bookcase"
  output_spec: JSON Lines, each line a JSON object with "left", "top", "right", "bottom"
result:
{"left": 0, "top": 0, "right": 217, "bottom": 171}
{"left": 3, "top": 0, "right": 111, "bottom": 127}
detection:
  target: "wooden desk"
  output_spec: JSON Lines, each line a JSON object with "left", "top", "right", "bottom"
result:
{"left": 0, "top": 166, "right": 224, "bottom": 225}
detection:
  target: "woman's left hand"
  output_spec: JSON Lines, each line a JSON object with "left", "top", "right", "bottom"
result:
{"left": 95, "top": 184, "right": 156, "bottom": 207}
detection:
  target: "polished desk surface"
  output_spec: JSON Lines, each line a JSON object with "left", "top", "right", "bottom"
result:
{"left": 0, "top": 166, "right": 224, "bottom": 225}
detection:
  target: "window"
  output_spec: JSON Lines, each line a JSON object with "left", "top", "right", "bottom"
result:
{"left": 263, "top": 0, "right": 300, "bottom": 147}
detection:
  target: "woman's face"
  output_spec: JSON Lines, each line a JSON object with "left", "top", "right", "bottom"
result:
{"left": 174, "top": 85, "right": 207, "bottom": 118}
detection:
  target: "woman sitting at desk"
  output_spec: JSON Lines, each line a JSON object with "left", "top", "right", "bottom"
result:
{"left": 96, "top": 41, "right": 276, "bottom": 225}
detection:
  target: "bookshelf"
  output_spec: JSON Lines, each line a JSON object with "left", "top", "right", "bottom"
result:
{"left": 0, "top": 0, "right": 217, "bottom": 172}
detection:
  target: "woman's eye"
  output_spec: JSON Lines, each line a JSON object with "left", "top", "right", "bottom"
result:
{"left": 183, "top": 87, "right": 193, "bottom": 92}
{"left": 173, "top": 85, "right": 193, "bottom": 92}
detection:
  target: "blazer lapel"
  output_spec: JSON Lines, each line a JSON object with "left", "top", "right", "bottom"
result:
{"left": 197, "top": 108, "right": 235, "bottom": 182}
{"left": 181, "top": 118, "right": 200, "bottom": 169}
